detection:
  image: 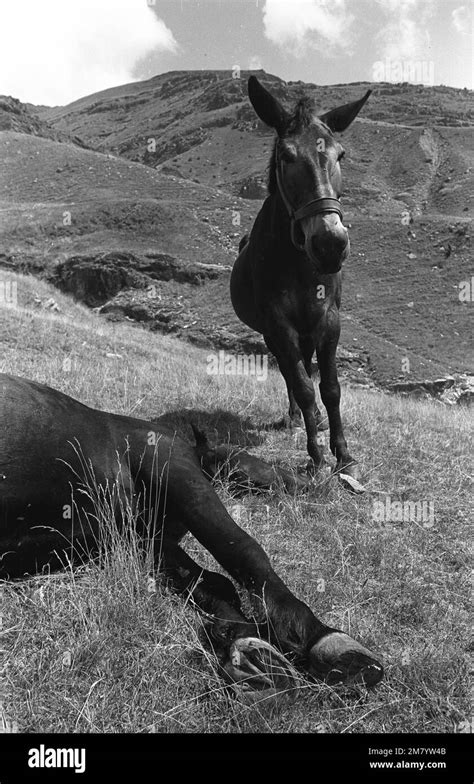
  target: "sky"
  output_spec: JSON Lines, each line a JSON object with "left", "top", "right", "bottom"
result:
{"left": 0, "top": 0, "right": 472, "bottom": 106}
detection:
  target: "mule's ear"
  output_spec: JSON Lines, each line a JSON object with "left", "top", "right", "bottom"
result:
{"left": 248, "top": 76, "right": 288, "bottom": 134}
{"left": 319, "top": 89, "right": 371, "bottom": 133}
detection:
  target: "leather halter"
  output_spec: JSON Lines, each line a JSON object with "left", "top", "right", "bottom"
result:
{"left": 275, "top": 148, "right": 343, "bottom": 252}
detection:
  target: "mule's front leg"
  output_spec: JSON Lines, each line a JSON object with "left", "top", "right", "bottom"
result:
{"left": 269, "top": 326, "right": 325, "bottom": 471}
{"left": 264, "top": 334, "right": 301, "bottom": 428}
{"left": 315, "top": 315, "right": 358, "bottom": 477}
{"left": 293, "top": 357, "right": 326, "bottom": 472}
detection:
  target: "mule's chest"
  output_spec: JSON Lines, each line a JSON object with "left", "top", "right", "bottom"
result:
{"left": 272, "top": 283, "right": 333, "bottom": 331}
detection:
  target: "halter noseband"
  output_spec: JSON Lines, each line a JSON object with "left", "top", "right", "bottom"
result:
{"left": 275, "top": 148, "right": 343, "bottom": 252}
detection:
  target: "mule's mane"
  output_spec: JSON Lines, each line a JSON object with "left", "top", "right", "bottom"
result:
{"left": 267, "top": 95, "right": 320, "bottom": 194}
{"left": 287, "top": 95, "right": 319, "bottom": 133}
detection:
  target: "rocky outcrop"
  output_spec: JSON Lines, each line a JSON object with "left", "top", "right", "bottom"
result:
{"left": 52, "top": 252, "right": 143, "bottom": 307}
{"left": 193, "top": 80, "right": 246, "bottom": 112}
{"left": 0, "top": 96, "right": 86, "bottom": 147}
{"left": 141, "top": 126, "right": 209, "bottom": 165}
{"left": 51, "top": 251, "right": 231, "bottom": 307}
{"left": 388, "top": 375, "right": 473, "bottom": 405}
{"left": 140, "top": 253, "right": 231, "bottom": 283}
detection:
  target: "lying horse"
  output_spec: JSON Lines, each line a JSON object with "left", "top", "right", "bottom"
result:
{"left": 192, "top": 424, "right": 309, "bottom": 494}
{"left": 0, "top": 373, "right": 383, "bottom": 689}
{"left": 231, "top": 77, "right": 371, "bottom": 479}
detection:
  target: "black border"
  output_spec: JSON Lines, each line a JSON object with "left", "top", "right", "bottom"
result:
{"left": 0, "top": 732, "right": 471, "bottom": 780}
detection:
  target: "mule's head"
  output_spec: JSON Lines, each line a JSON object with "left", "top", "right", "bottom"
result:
{"left": 248, "top": 76, "right": 371, "bottom": 275}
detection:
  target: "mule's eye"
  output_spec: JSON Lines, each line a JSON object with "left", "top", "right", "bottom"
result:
{"left": 337, "top": 150, "right": 345, "bottom": 162}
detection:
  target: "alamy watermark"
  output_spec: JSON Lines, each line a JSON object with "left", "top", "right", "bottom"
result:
{"left": 372, "top": 59, "right": 435, "bottom": 86}
{"left": 0, "top": 279, "right": 17, "bottom": 306}
{"left": 372, "top": 496, "right": 435, "bottom": 527}
{"left": 459, "top": 277, "right": 474, "bottom": 302}
{"left": 207, "top": 350, "right": 268, "bottom": 381}
{"left": 28, "top": 745, "right": 86, "bottom": 773}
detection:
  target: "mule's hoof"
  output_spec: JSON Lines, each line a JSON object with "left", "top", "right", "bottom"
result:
{"left": 316, "top": 419, "right": 329, "bottom": 432}
{"left": 334, "top": 459, "right": 359, "bottom": 478}
{"left": 282, "top": 414, "right": 303, "bottom": 430}
{"left": 221, "top": 637, "right": 299, "bottom": 700}
{"left": 306, "top": 459, "right": 326, "bottom": 477}
{"left": 338, "top": 472, "right": 366, "bottom": 494}
{"left": 308, "top": 632, "right": 383, "bottom": 688}
{"left": 334, "top": 460, "right": 365, "bottom": 492}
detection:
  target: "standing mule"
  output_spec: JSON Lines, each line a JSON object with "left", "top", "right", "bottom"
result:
{"left": 231, "top": 77, "right": 371, "bottom": 478}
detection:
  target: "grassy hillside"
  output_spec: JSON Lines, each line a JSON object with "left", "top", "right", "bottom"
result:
{"left": 36, "top": 70, "right": 473, "bottom": 211}
{"left": 0, "top": 127, "right": 471, "bottom": 384}
{"left": 1, "top": 273, "right": 471, "bottom": 733}
{"left": 0, "top": 130, "right": 254, "bottom": 265}
{"left": 1, "top": 70, "right": 473, "bottom": 387}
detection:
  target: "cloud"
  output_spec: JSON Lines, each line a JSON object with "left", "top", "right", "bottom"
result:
{"left": 0, "top": 0, "right": 177, "bottom": 106}
{"left": 262, "top": 0, "right": 354, "bottom": 56}
{"left": 452, "top": 5, "right": 472, "bottom": 35}
{"left": 248, "top": 55, "right": 264, "bottom": 70}
{"left": 374, "top": 0, "right": 434, "bottom": 61}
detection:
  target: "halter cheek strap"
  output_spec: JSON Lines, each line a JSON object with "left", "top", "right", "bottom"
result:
{"left": 275, "top": 152, "right": 343, "bottom": 251}
{"left": 293, "top": 198, "right": 343, "bottom": 222}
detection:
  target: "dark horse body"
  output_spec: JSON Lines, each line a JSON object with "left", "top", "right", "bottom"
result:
{"left": 231, "top": 77, "right": 371, "bottom": 476}
{"left": 0, "top": 373, "right": 382, "bottom": 687}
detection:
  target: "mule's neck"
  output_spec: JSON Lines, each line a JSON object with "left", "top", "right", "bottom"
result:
{"left": 267, "top": 189, "right": 303, "bottom": 254}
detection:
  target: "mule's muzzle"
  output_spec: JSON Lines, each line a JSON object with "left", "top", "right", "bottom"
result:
{"left": 309, "top": 226, "right": 349, "bottom": 274}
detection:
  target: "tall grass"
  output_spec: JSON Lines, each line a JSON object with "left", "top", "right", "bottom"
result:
{"left": 1, "top": 272, "right": 471, "bottom": 732}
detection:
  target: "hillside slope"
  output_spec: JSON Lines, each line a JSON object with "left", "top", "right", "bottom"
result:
{"left": 0, "top": 131, "right": 256, "bottom": 287}
{"left": 1, "top": 71, "right": 472, "bottom": 386}
{"left": 38, "top": 71, "right": 473, "bottom": 212}
{"left": 0, "top": 95, "right": 86, "bottom": 147}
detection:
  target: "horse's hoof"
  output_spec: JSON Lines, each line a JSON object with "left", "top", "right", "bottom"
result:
{"left": 221, "top": 637, "right": 300, "bottom": 700}
{"left": 308, "top": 632, "right": 384, "bottom": 688}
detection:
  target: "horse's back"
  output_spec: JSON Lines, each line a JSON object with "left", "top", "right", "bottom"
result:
{"left": 0, "top": 375, "right": 119, "bottom": 534}
{"left": 0, "top": 374, "right": 211, "bottom": 532}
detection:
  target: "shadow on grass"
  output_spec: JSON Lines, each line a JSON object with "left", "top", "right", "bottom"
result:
{"left": 152, "top": 407, "right": 270, "bottom": 447}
